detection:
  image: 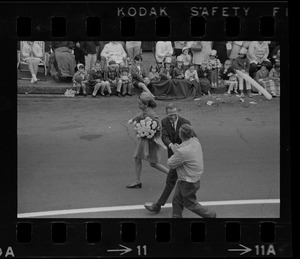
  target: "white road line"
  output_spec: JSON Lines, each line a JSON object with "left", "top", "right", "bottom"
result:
{"left": 17, "top": 199, "right": 280, "bottom": 218}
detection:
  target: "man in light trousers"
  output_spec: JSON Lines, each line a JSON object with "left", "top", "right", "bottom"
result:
{"left": 168, "top": 124, "right": 216, "bottom": 218}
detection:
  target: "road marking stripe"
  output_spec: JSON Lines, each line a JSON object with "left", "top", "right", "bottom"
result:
{"left": 18, "top": 199, "right": 280, "bottom": 218}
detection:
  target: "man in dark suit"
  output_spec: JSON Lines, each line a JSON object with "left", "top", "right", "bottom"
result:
{"left": 144, "top": 103, "right": 193, "bottom": 213}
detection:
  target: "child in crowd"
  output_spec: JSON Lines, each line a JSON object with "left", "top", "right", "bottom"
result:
{"left": 232, "top": 47, "right": 252, "bottom": 98}
{"left": 268, "top": 63, "right": 280, "bottom": 96}
{"left": 185, "top": 63, "right": 202, "bottom": 101}
{"left": 197, "top": 61, "right": 211, "bottom": 95}
{"left": 159, "top": 57, "right": 173, "bottom": 80}
{"left": 73, "top": 63, "right": 88, "bottom": 96}
{"left": 120, "top": 66, "right": 133, "bottom": 96}
{"left": 220, "top": 59, "right": 238, "bottom": 94}
{"left": 106, "top": 60, "right": 123, "bottom": 97}
{"left": 254, "top": 61, "right": 270, "bottom": 92}
{"left": 185, "top": 63, "right": 199, "bottom": 83}
{"left": 126, "top": 92, "right": 169, "bottom": 188}
{"left": 257, "top": 62, "right": 280, "bottom": 97}
{"left": 172, "top": 56, "right": 185, "bottom": 79}
{"left": 207, "top": 49, "right": 222, "bottom": 88}
{"left": 179, "top": 46, "right": 192, "bottom": 70}
{"left": 148, "top": 65, "right": 161, "bottom": 84}
{"left": 270, "top": 48, "right": 280, "bottom": 65}
{"left": 89, "top": 60, "right": 111, "bottom": 97}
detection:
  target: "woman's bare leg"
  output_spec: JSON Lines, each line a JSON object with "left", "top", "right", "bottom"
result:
{"left": 150, "top": 162, "right": 169, "bottom": 174}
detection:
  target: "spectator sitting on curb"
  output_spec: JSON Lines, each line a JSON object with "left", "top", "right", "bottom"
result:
{"left": 106, "top": 60, "right": 123, "bottom": 97}
{"left": 73, "top": 63, "right": 88, "bottom": 96}
{"left": 89, "top": 60, "right": 111, "bottom": 97}
{"left": 120, "top": 66, "right": 133, "bottom": 96}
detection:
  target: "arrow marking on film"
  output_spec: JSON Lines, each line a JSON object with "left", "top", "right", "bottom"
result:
{"left": 228, "top": 244, "right": 252, "bottom": 255}
{"left": 107, "top": 244, "right": 132, "bottom": 255}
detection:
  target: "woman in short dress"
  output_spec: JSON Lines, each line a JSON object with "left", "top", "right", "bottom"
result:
{"left": 127, "top": 92, "right": 169, "bottom": 188}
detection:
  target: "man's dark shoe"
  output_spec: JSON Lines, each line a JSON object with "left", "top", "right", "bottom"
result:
{"left": 144, "top": 203, "right": 161, "bottom": 213}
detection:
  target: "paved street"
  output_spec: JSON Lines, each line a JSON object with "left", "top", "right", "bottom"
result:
{"left": 17, "top": 93, "right": 280, "bottom": 218}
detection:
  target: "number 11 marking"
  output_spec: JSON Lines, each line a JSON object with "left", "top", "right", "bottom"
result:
{"left": 137, "top": 245, "right": 147, "bottom": 255}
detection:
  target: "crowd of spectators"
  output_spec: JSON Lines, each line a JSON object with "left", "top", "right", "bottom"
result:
{"left": 18, "top": 41, "right": 280, "bottom": 98}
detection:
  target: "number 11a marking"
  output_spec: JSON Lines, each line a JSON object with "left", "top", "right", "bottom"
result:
{"left": 137, "top": 245, "right": 147, "bottom": 255}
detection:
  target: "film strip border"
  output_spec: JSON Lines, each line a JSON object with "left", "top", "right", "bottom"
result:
{"left": 0, "top": 2, "right": 288, "bottom": 39}
{"left": 0, "top": 220, "right": 291, "bottom": 257}
{"left": 1, "top": 1, "right": 291, "bottom": 258}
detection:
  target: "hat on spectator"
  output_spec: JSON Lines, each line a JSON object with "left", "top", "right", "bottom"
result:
{"left": 209, "top": 49, "right": 217, "bottom": 56}
{"left": 108, "top": 60, "right": 117, "bottom": 66}
{"left": 164, "top": 57, "right": 172, "bottom": 63}
{"left": 77, "top": 63, "right": 84, "bottom": 70}
{"left": 239, "top": 47, "right": 248, "bottom": 55}
{"left": 182, "top": 46, "right": 190, "bottom": 52}
{"left": 176, "top": 56, "right": 184, "bottom": 62}
{"left": 140, "top": 91, "right": 154, "bottom": 102}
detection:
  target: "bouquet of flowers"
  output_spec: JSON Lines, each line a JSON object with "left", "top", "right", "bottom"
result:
{"left": 133, "top": 116, "right": 160, "bottom": 139}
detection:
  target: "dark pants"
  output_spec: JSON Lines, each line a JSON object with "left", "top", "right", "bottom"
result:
{"left": 174, "top": 48, "right": 182, "bottom": 57}
{"left": 156, "top": 168, "right": 178, "bottom": 206}
{"left": 172, "top": 180, "right": 215, "bottom": 218}
{"left": 249, "top": 63, "right": 258, "bottom": 78}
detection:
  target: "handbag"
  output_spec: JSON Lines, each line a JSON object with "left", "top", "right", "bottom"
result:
{"left": 190, "top": 42, "right": 203, "bottom": 52}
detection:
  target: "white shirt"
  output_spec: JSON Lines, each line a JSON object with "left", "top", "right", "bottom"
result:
{"left": 101, "top": 42, "right": 127, "bottom": 64}
{"left": 172, "top": 117, "right": 178, "bottom": 131}
{"left": 155, "top": 41, "right": 173, "bottom": 63}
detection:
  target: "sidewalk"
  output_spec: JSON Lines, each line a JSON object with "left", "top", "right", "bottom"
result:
{"left": 17, "top": 51, "right": 227, "bottom": 95}
{"left": 17, "top": 51, "right": 157, "bottom": 95}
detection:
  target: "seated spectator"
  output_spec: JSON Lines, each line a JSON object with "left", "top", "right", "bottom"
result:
{"left": 197, "top": 61, "right": 211, "bottom": 95}
{"left": 89, "top": 60, "right": 110, "bottom": 97}
{"left": 155, "top": 41, "right": 173, "bottom": 64}
{"left": 256, "top": 62, "right": 280, "bottom": 97}
{"left": 125, "top": 41, "right": 142, "bottom": 61}
{"left": 130, "top": 54, "right": 154, "bottom": 97}
{"left": 178, "top": 46, "right": 192, "bottom": 70}
{"left": 101, "top": 41, "right": 127, "bottom": 65}
{"left": 73, "top": 63, "right": 88, "bottom": 96}
{"left": 21, "top": 41, "right": 43, "bottom": 83}
{"left": 120, "top": 66, "right": 133, "bottom": 96}
{"left": 185, "top": 63, "right": 199, "bottom": 84}
{"left": 232, "top": 47, "right": 252, "bottom": 98}
{"left": 270, "top": 47, "right": 280, "bottom": 65}
{"left": 80, "top": 41, "right": 99, "bottom": 72}
{"left": 106, "top": 60, "right": 123, "bottom": 97}
{"left": 185, "top": 63, "right": 201, "bottom": 101}
{"left": 207, "top": 50, "right": 222, "bottom": 88}
{"left": 50, "top": 41, "right": 76, "bottom": 80}
{"left": 254, "top": 61, "right": 270, "bottom": 86}
{"left": 148, "top": 65, "right": 161, "bottom": 84}
{"left": 172, "top": 56, "right": 185, "bottom": 79}
{"left": 220, "top": 59, "right": 238, "bottom": 94}
{"left": 159, "top": 57, "right": 173, "bottom": 80}
{"left": 248, "top": 41, "right": 271, "bottom": 78}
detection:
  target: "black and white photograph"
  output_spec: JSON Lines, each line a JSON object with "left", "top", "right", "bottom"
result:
{"left": 17, "top": 40, "right": 280, "bottom": 218}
